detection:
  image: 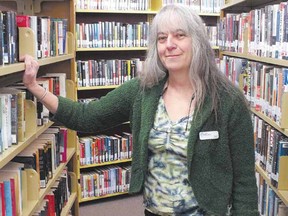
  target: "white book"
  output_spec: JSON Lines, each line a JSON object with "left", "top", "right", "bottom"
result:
{"left": 29, "top": 16, "right": 38, "bottom": 59}
{"left": 0, "top": 94, "right": 12, "bottom": 149}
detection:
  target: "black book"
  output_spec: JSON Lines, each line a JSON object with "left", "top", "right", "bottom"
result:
{"left": 38, "top": 145, "right": 48, "bottom": 188}
{"left": 10, "top": 11, "right": 17, "bottom": 64}
{"left": 2, "top": 11, "right": 12, "bottom": 64}
{"left": 0, "top": 12, "right": 3, "bottom": 65}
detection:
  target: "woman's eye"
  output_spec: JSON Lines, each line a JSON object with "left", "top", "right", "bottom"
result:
{"left": 176, "top": 33, "right": 186, "bottom": 39}
{"left": 157, "top": 36, "right": 167, "bottom": 43}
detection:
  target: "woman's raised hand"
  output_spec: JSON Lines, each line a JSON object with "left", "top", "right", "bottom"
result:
{"left": 20, "top": 54, "right": 40, "bottom": 88}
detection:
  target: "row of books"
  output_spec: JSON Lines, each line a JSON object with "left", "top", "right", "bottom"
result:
{"left": 219, "top": 2, "right": 288, "bottom": 60}
{"left": 220, "top": 56, "right": 288, "bottom": 125}
{"left": 205, "top": 25, "right": 218, "bottom": 47}
{"left": 32, "top": 169, "right": 71, "bottom": 216}
{"left": 79, "top": 133, "right": 133, "bottom": 166}
{"left": 253, "top": 114, "right": 288, "bottom": 190}
{"left": 0, "top": 73, "right": 67, "bottom": 154}
{"left": 76, "top": 21, "right": 219, "bottom": 49}
{"left": 12, "top": 126, "right": 68, "bottom": 188}
{"left": 16, "top": 14, "right": 68, "bottom": 59}
{"left": 256, "top": 172, "right": 288, "bottom": 216}
{"left": 0, "top": 163, "right": 71, "bottom": 216}
{"left": 76, "top": 0, "right": 150, "bottom": 11}
{"left": 80, "top": 165, "right": 131, "bottom": 198}
{"left": 0, "top": 162, "right": 24, "bottom": 216}
{"left": 163, "top": 0, "right": 224, "bottom": 13}
{"left": 76, "top": 58, "right": 143, "bottom": 87}
{"left": 0, "top": 11, "right": 18, "bottom": 65}
{"left": 0, "top": 91, "right": 23, "bottom": 151}
{"left": 76, "top": 21, "right": 149, "bottom": 48}
{"left": 0, "top": 10, "right": 68, "bottom": 66}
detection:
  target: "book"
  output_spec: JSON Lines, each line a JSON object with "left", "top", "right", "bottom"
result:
{"left": 0, "top": 96, "right": 2, "bottom": 153}
{"left": 33, "top": 142, "right": 49, "bottom": 188}
{"left": 4, "top": 180, "right": 12, "bottom": 216}
{"left": 0, "top": 93, "right": 12, "bottom": 149}
{"left": 0, "top": 173, "right": 18, "bottom": 216}
{"left": 0, "top": 12, "right": 3, "bottom": 66}
{"left": 0, "top": 182, "right": 6, "bottom": 216}
{"left": 44, "top": 192, "right": 56, "bottom": 216}
{"left": 59, "top": 127, "right": 68, "bottom": 163}
{"left": 3, "top": 11, "right": 16, "bottom": 64}
{"left": 16, "top": 15, "right": 30, "bottom": 27}
{"left": 1, "top": 162, "right": 25, "bottom": 216}
{"left": 79, "top": 137, "right": 92, "bottom": 165}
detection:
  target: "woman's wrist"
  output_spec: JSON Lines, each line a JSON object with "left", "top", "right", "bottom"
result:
{"left": 25, "top": 82, "right": 40, "bottom": 91}
{"left": 39, "top": 88, "right": 48, "bottom": 102}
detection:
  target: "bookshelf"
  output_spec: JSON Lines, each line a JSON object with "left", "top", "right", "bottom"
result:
{"left": 220, "top": 0, "right": 288, "bottom": 213}
{"left": 75, "top": 0, "right": 222, "bottom": 204}
{"left": 0, "top": 0, "right": 79, "bottom": 215}
{"left": 74, "top": 0, "right": 161, "bottom": 203}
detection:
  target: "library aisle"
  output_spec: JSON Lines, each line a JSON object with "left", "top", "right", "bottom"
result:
{"left": 79, "top": 194, "right": 143, "bottom": 216}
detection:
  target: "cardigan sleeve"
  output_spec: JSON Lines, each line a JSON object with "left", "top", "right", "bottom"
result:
{"left": 50, "top": 78, "right": 140, "bottom": 133}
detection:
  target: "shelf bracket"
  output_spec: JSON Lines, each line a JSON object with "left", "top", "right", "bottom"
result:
{"left": 34, "top": 0, "right": 64, "bottom": 13}
{"left": 0, "top": 0, "right": 33, "bottom": 15}
{"left": 0, "top": 0, "right": 65, "bottom": 14}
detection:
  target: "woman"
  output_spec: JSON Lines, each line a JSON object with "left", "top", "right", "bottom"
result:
{"left": 22, "top": 4, "right": 259, "bottom": 216}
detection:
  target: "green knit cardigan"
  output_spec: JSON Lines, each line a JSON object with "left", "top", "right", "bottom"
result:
{"left": 51, "top": 77, "right": 259, "bottom": 216}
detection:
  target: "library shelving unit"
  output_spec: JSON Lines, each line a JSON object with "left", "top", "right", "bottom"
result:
{"left": 74, "top": 0, "right": 162, "bottom": 203}
{"left": 0, "top": 0, "right": 79, "bottom": 215}
{"left": 220, "top": 0, "right": 288, "bottom": 212}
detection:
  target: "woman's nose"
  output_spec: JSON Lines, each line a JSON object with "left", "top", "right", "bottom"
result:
{"left": 166, "top": 35, "right": 177, "bottom": 50}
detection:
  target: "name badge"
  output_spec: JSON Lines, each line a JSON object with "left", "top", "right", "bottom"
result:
{"left": 199, "top": 131, "right": 219, "bottom": 140}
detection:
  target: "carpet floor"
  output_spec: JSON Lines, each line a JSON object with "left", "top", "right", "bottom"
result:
{"left": 79, "top": 194, "right": 144, "bottom": 216}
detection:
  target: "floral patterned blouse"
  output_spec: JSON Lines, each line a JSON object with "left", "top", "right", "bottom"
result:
{"left": 143, "top": 97, "right": 204, "bottom": 216}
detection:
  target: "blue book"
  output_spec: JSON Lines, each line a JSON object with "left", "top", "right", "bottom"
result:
{"left": 275, "top": 139, "right": 288, "bottom": 186}
{"left": 3, "top": 180, "right": 12, "bottom": 216}
{"left": 278, "top": 140, "right": 288, "bottom": 157}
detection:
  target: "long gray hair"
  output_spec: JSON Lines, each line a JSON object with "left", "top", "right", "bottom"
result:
{"left": 139, "top": 4, "right": 237, "bottom": 115}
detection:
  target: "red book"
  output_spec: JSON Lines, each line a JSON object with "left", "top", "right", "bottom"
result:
{"left": 44, "top": 193, "right": 56, "bottom": 216}
{"left": 16, "top": 15, "right": 31, "bottom": 27}
{"left": 79, "top": 142, "right": 85, "bottom": 166}
{"left": 0, "top": 182, "right": 6, "bottom": 216}
{"left": 60, "top": 128, "right": 67, "bottom": 163}
{"left": 96, "top": 137, "right": 102, "bottom": 163}
{"left": 9, "top": 179, "right": 16, "bottom": 216}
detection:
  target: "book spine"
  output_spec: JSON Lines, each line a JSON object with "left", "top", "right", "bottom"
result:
{"left": 0, "top": 182, "right": 6, "bottom": 216}
{"left": 4, "top": 180, "right": 12, "bottom": 216}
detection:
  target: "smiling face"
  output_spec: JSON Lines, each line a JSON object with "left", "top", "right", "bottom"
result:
{"left": 155, "top": 12, "right": 193, "bottom": 75}
{"left": 157, "top": 28, "right": 192, "bottom": 74}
